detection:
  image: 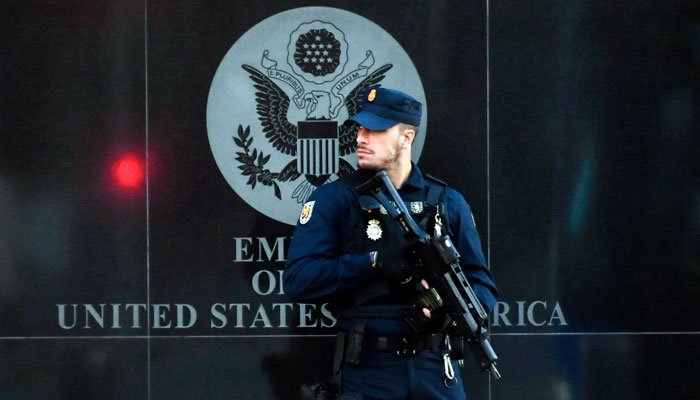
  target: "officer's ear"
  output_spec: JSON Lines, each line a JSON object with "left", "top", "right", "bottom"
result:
{"left": 403, "top": 129, "right": 416, "bottom": 146}
{"left": 401, "top": 128, "right": 415, "bottom": 149}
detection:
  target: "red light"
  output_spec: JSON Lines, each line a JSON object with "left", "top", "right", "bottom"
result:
{"left": 112, "top": 155, "right": 144, "bottom": 188}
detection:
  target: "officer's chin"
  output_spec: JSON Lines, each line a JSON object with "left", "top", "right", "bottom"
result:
{"left": 357, "top": 164, "right": 381, "bottom": 172}
{"left": 356, "top": 162, "right": 381, "bottom": 171}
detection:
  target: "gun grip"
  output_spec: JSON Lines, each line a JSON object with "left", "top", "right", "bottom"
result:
{"left": 404, "top": 306, "right": 431, "bottom": 333}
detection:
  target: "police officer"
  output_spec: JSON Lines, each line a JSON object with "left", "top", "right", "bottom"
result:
{"left": 284, "top": 87, "right": 498, "bottom": 400}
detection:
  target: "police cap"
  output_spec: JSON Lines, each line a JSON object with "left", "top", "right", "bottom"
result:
{"left": 346, "top": 86, "right": 422, "bottom": 131}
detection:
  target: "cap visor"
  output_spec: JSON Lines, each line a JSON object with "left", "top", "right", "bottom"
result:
{"left": 346, "top": 112, "right": 399, "bottom": 131}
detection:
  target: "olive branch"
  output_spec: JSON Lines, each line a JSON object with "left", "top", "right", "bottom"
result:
{"left": 233, "top": 125, "right": 282, "bottom": 199}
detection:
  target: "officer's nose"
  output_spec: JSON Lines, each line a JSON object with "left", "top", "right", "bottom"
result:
{"left": 356, "top": 126, "right": 369, "bottom": 145}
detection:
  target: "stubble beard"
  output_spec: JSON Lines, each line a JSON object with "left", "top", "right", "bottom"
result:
{"left": 356, "top": 140, "right": 402, "bottom": 171}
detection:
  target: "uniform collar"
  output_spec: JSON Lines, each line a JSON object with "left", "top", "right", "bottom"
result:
{"left": 401, "top": 163, "right": 426, "bottom": 190}
{"left": 353, "top": 163, "right": 426, "bottom": 190}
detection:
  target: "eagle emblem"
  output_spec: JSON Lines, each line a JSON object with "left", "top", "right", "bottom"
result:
{"left": 207, "top": 8, "right": 428, "bottom": 225}
{"left": 235, "top": 30, "right": 392, "bottom": 203}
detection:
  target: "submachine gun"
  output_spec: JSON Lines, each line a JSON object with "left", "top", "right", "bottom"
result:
{"left": 357, "top": 170, "right": 501, "bottom": 379}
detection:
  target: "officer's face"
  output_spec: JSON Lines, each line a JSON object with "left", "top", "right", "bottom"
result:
{"left": 356, "top": 124, "right": 404, "bottom": 171}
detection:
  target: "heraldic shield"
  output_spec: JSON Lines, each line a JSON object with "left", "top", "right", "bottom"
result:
{"left": 297, "top": 120, "right": 339, "bottom": 176}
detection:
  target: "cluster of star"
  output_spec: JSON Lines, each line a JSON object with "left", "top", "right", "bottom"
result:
{"left": 294, "top": 29, "right": 340, "bottom": 76}
{"left": 301, "top": 36, "right": 335, "bottom": 71}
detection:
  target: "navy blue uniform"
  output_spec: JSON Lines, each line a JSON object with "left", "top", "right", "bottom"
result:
{"left": 285, "top": 165, "right": 497, "bottom": 399}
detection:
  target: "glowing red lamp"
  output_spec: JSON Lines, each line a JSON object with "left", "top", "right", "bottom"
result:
{"left": 112, "top": 155, "right": 144, "bottom": 189}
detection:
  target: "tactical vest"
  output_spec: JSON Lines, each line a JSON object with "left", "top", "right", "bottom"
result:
{"left": 330, "top": 171, "right": 451, "bottom": 320}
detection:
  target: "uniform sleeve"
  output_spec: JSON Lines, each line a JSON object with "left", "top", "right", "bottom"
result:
{"left": 284, "top": 184, "right": 375, "bottom": 302}
{"left": 446, "top": 189, "right": 498, "bottom": 313}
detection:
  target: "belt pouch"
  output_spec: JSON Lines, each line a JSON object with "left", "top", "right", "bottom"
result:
{"left": 448, "top": 335, "right": 466, "bottom": 360}
{"left": 345, "top": 324, "right": 366, "bottom": 365}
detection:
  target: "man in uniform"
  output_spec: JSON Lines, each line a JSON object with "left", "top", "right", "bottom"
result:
{"left": 284, "top": 87, "right": 498, "bottom": 399}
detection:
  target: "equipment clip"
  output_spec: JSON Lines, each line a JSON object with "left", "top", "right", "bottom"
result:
{"left": 434, "top": 208, "right": 443, "bottom": 236}
{"left": 443, "top": 335, "right": 456, "bottom": 388}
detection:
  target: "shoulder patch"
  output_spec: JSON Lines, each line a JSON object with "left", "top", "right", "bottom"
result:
{"left": 299, "top": 201, "right": 315, "bottom": 225}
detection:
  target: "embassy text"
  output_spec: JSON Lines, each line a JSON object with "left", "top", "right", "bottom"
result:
{"left": 56, "top": 302, "right": 335, "bottom": 330}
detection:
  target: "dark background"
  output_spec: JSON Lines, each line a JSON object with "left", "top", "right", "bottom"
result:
{"left": 1, "top": 1, "right": 698, "bottom": 399}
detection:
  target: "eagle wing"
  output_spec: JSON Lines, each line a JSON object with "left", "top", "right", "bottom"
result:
{"left": 338, "top": 64, "right": 394, "bottom": 156}
{"left": 277, "top": 159, "right": 301, "bottom": 182}
{"left": 242, "top": 64, "right": 297, "bottom": 156}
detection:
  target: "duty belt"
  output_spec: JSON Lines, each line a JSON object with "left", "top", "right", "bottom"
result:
{"left": 366, "top": 333, "right": 444, "bottom": 356}
{"left": 339, "top": 327, "right": 444, "bottom": 359}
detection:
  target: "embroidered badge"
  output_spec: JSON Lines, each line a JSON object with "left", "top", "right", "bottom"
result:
{"left": 366, "top": 219, "right": 383, "bottom": 241}
{"left": 299, "top": 201, "right": 315, "bottom": 225}
{"left": 410, "top": 201, "right": 424, "bottom": 214}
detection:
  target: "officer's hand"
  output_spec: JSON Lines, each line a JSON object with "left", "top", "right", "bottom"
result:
{"left": 374, "top": 247, "right": 413, "bottom": 285}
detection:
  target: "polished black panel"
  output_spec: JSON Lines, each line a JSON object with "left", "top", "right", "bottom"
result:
{"left": 145, "top": 0, "right": 488, "bottom": 338}
{"left": 0, "top": 340, "right": 147, "bottom": 399}
{"left": 1, "top": 1, "right": 146, "bottom": 338}
{"left": 490, "top": 1, "right": 699, "bottom": 333}
{"left": 489, "top": 334, "right": 700, "bottom": 400}
{"left": 150, "top": 337, "right": 334, "bottom": 399}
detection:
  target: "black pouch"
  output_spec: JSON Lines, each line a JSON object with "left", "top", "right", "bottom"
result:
{"left": 300, "top": 325, "right": 367, "bottom": 400}
{"left": 345, "top": 324, "right": 366, "bottom": 365}
{"left": 448, "top": 335, "right": 466, "bottom": 361}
